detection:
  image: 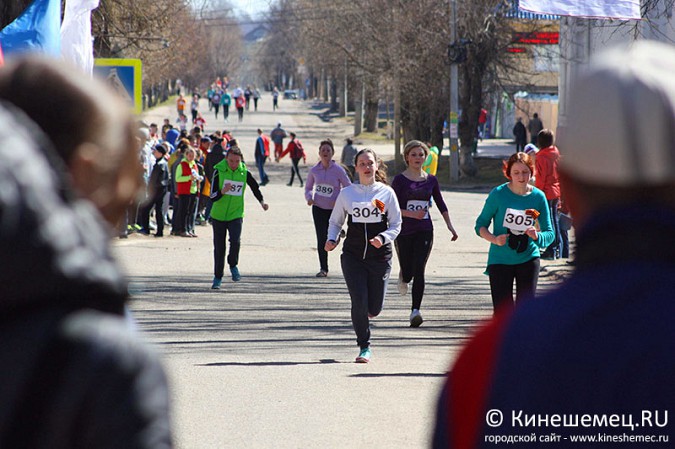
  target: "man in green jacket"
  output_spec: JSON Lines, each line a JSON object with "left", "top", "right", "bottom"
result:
{"left": 209, "top": 146, "right": 269, "bottom": 289}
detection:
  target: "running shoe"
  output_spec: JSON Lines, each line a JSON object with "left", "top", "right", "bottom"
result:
{"left": 230, "top": 266, "right": 241, "bottom": 282}
{"left": 409, "top": 309, "right": 423, "bottom": 328}
{"left": 355, "top": 347, "right": 371, "bottom": 363}
{"left": 397, "top": 272, "right": 408, "bottom": 295}
{"left": 211, "top": 277, "right": 222, "bottom": 290}
{"left": 316, "top": 270, "right": 328, "bottom": 277}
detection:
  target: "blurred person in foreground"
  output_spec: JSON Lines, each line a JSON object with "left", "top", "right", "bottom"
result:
{"left": 0, "top": 57, "right": 172, "bottom": 448}
{"left": 433, "top": 40, "right": 675, "bottom": 448}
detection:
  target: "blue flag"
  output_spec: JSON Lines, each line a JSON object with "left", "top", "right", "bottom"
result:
{"left": 0, "top": 0, "right": 61, "bottom": 57}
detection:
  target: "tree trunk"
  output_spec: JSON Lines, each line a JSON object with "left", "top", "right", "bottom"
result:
{"left": 458, "top": 63, "right": 481, "bottom": 177}
{"left": 363, "top": 81, "right": 379, "bottom": 133}
{"left": 354, "top": 79, "right": 363, "bottom": 136}
{"left": 330, "top": 76, "right": 338, "bottom": 112}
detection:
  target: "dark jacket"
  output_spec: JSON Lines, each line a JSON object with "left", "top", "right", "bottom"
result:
{"left": 205, "top": 142, "right": 225, "bottom": 182}
{"left": 0, "top": 104, "right": 172, "bottom": 449}
{"left": 513, "top": 121, "right": 527, "bottom": 143}
{"left": 149, "top": 156, "right": 170, "bottom": 196}
{"left": 433, "top": 205, "right": 675, "bottom": 448}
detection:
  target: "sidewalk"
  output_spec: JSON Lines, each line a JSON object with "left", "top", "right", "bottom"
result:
{"left": 114, "top": 97, "right": 572, "bottom": 448}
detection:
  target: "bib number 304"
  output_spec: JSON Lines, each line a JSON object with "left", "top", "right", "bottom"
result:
{"left": 351, "top": 201, "right": 382, "bottom": 223}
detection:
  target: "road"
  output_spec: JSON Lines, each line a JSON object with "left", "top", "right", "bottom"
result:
{"left": 114, "top": 94, "right": 567, "bottom": 448}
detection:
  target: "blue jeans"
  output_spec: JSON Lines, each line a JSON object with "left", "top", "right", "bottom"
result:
{"left": 255, "top": 155, "right": 269, "bottom": 184}
{"left": 341, "top": 253, "right": 392, "bottom": 349}
{"left": 542, "top": 198, "right": 561, "bottom": 259}
{"left": 212, "top": 218, "right": 243, "bottom": 279}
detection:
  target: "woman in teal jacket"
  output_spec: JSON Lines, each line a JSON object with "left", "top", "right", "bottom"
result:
{"left": 209, "top": 146, "right": 268, "bottom": 289}
{"left": 475, "top": 152, "right": 554, "bottom": 312}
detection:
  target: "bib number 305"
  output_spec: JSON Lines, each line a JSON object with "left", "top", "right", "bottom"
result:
{"left": 503, "top": 208, "right": 534, "bottom": 233}
{"left": 351, "top": 201, "right": 382, "bottom": 223}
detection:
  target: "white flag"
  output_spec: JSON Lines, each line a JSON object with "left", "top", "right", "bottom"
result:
{"left": 60, "top": 0, "right": 100, "bottom": 75}
{"left": 519, "top": 0, "right": 641, "bottom": 20}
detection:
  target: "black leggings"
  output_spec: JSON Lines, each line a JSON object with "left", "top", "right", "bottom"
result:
{"left": 289, "top": 158, "right": 303, "bottom": 185}
{"left": 312, "top": 206, "right": 332, "bottom": 272}
{"left": 488, "top": 258, "right": 540, "bottom": 313}
{"left": 396, "top": 230, "right": 433, "bottom": 310}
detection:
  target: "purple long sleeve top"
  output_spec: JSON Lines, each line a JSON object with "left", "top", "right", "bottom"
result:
{"left": 304, "top": 160, "right": 351, "bottom": 210}
{"left": 391, "top": 173, "right": 448, "bottom": 236}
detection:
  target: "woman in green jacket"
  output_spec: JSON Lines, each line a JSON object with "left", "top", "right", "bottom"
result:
{"left": 475, "top": 152, "right": 554, "bottom": 312}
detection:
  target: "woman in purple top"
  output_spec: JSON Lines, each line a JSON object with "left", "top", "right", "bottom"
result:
{"left": 305, "top": 139, "right": 352, "bottom": 277}
{"left": 391, "top": 140, "right": 458, "bottom": 327}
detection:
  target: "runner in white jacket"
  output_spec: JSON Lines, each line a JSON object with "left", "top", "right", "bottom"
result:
{"left": 326, "top": 149, "right": 402, "bottom": 363}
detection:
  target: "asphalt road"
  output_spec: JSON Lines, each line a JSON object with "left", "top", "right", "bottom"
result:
{"left": 114, "top": 95, "right": 567, "bottom": 448}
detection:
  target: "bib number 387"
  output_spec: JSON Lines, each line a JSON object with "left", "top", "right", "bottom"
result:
{"left": 351, "top": 202, "right": 382, "bottom": 223}
{"left": 223, "top": 181, "right": 244, "bottom": 196}
{"left": 503, "top": 208, "right": 534, "bottom": 233}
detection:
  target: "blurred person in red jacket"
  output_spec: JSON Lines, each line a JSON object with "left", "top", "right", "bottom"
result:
{"left": 534, "top": 129, "right": 561, "bottom": 259}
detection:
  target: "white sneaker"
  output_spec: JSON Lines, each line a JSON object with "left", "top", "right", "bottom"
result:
{"left": 409, "top": 309, "right": 423, "bottom": 328}
{"left": 397, "top": 272, "right": 408, "bottom": 295}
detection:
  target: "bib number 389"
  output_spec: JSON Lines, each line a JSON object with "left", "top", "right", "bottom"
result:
{"left": 314, "top": 183, "right": 334, "bottom": 198}
{"left": 351, "top": 201, "right": 382, "bottom": 223}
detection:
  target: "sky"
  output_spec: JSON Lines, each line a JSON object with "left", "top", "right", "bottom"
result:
{"left": 228, "top": 0, "right": 271, "bottom": 19}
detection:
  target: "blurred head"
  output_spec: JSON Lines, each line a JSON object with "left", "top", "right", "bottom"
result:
{"left": 0, "top": 57, "right": 143, "bottom": 227}
{"left": 558, "top": 41, "right": 675, "bottom": 227}
{"left": 537, "top": 129, "right": 554, "bottom": 149}
{"left": 403, "top": 140, "right": 429, "bottom": 166}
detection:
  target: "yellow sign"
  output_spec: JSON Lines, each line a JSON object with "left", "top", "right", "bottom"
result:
{"left": 94, "top": 58, "right": 143, "bottom": 114}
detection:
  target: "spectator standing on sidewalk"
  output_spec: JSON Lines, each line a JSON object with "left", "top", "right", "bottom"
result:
{"left": 341, "top": 137, "right": 358, "bottom": 181}
{"left": 139, "top": 144, "right": 170, "bottom": 237}
{"left": 255, "top": 128, "right": 271, "bottom": 186}
{"left": 513, "top": 117, "right": 527, "bottom": 152}
{"left": 535, "top": 129, "right": 562, "bottom": 260}
{"left": 433, "top": 40, "right": 675, "bottom": 449}
{"left": 527, "top": 112, "right": 543, "bottom": 144}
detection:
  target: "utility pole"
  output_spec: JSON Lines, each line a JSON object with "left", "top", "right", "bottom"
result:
{"left": 449, "top": 0, "right": 460, "bottom": 182}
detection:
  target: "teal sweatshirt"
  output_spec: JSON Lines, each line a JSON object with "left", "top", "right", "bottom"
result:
{"left": 475, "top": 183, "right": 554, "bottom": 273}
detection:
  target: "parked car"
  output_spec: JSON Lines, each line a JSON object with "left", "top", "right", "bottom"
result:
{"left": 283, "top": 89, "right": 299, "bottom": 100}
